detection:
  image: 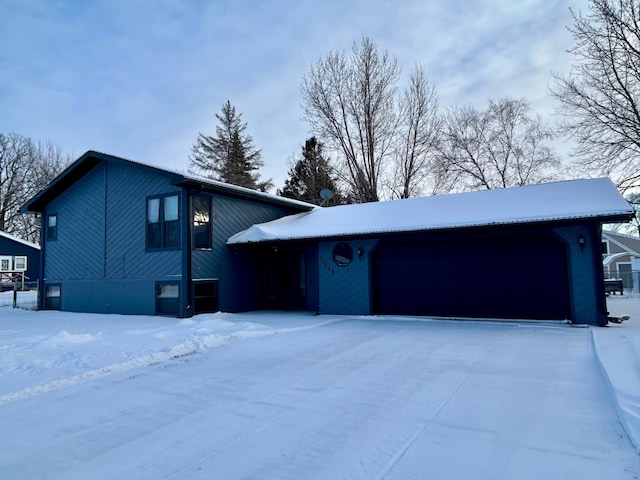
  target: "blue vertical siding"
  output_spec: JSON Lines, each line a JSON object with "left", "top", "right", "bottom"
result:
{"left": 43, "top": 160, "right": 183, "bottom": 315}
{"left": 192, "top": 193, "right": 298, "bottom": 312}
{"left": 56, "top": 279, "right": 157, "bottom": 315}
{"left": 553, "top": 224, "right": 605, "bottom": 325}
{"left": 104, "top": 161, "right": 181, "bottom": 279}
{"left": 317, "top": 239, "right": 378, "bottom": 315}
{"left": 44, "top": 163, "right": 106, "bottom": 280}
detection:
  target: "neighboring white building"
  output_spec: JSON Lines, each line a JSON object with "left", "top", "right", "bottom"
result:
{"left": 602, "top": 230, "right": 640, "bottom": 290}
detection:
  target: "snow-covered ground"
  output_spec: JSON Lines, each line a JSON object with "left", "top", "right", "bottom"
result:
{"left": 1, "top": 293, "right": 639, "bottom": 479}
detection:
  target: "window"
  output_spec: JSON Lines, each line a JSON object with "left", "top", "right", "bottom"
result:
{"left": 193, "top": 280, "right": 219, "bottom": 314}
{"left": 147, "top": 194, "right": 179, "bottom": 249}
{"left": 0, "top": 256, "right": 11, "bottom": 272}
{"left": 156, "top": 282, "right": 179, "bottom": 315}
{"left": 14, "top": 256, "right": 27, "bottom": 271}
{"left": 45, "top": 284, "right": 61, "bottom": 310}
{"left": 333, "top": 243, "right": 354, "bottom": 267}
{"left": 47, "top": 214, "right": 57, "bottom": 241}
{"left": 192, "top": 195, "right": 212, "bottom": 249}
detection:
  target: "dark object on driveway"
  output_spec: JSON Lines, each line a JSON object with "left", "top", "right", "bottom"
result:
{"left": 608, "top": 314, "right": 630, "bottom": 324}
{"left": 605, "top": 279, "right": 624, "bottom": 295}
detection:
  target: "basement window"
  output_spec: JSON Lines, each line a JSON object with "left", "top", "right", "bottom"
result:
{"left": 45, "top": 284, "right": 61, "bottom": 310}
{"left": 156, "top": 282, "right": 179, "bottom": 315}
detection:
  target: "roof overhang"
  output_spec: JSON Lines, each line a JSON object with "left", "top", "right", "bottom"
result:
{"left": 228, "top": 178, "right": 634, "bottom": 245}
{"left": 21, "top": 150, "right": 315, "bottom": 214}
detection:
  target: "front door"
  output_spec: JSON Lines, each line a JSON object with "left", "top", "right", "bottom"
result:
{"left": 265, "top": 250, "right": 306, "bottom": 310}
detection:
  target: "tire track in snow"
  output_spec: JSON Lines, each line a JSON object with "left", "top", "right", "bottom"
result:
{"left": 371, "top": 326, "right": 516, "bottom": 480}
{"left": 0, "top": 318, "right": 345, "bottom": 406}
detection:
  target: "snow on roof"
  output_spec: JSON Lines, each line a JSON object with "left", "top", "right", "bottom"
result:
{"left": 0, "top": 231, "right": 40, "bottom": 250}
{"left": 228, "top": 178, "right": 633, "bottom": 245}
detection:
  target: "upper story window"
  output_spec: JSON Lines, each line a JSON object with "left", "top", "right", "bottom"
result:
{"left": 147, "top": 194, "right": 179, "bottom": 250}
{"left": 47, "top": 214, "right": 57, "bottom": 241}
{"left": 192, "top": 195, "right": 212, "bottom": 250}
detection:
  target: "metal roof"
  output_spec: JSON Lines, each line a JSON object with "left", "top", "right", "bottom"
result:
{"left": 228, "top": 178, "right": 633, "bottom": 244}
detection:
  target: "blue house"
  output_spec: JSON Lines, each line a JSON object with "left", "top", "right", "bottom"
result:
{"left": 21, "top": 151, "right": 313, "bottom": 316}
{"left": 0, "top": 230, "right": 40, "bottom": 287}
{"left": 22, "top": 151, "right": 633, "bottom": 326}
{"left": 228, "top": 177, "right": 633, "bottom": 326}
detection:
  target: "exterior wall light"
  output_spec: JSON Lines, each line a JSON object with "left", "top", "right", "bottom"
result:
{"left": 578, "top": 235, "right": 586, "bottom": 252}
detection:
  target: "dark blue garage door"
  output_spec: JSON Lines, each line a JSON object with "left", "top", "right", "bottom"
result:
{"left": 372, "top": 234, "right": 570, "bottom": 320}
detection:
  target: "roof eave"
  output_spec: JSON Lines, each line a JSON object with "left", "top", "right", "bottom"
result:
{"left": 228, "top": 212, "right": 634, "bottom": 246}
{"left": 21, "top": 150, "right": 185, "bottom": 213}
{"left": 176, "top": 179, "right": 315, "bottom": 211}
{"left": 21, "top": 150, "right": 316, "bottom": 214}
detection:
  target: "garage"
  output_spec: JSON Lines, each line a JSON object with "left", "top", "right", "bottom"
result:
{"left": 372, "top": 232, "right": 571, "bottom": 320}
{"left": 229, "top": 178, "right": 632, "bottom": 325}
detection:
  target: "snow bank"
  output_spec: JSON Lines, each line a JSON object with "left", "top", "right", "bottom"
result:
{"left": 591, "top": 295, "right": 640, "bottom": 453}
{"left": 40, "top": 330, "right": 100, "bottom": 346}
{"left": 0, "top": 309, "right": 344, "bottom": 406}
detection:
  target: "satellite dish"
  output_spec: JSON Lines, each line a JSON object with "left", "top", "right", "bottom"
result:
{"left": 319, "top": 189, "right": 334, "bottom": 206}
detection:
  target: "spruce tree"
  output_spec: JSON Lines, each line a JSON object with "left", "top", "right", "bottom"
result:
{"left": 278, "top": 137, "right": 344, "bottom": 205}
{"left": 190, "top": 101, "right": 273, "bottom": 191}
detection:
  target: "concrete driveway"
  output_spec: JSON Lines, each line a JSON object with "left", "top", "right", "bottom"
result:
{"left": 1, "top": 315, "right": 638, "bottom": 479}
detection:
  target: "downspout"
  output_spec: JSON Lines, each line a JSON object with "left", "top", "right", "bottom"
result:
{"left": 180, "top": 188, "right": 192, "bottom": 318}
{"left": 591, "top": 222, "right": 609, "bottom": 326}
{"left": 38, "top": 212, "right": 45, "bottom": 310}
{"left": 103, "top": 161, "right": 108, "bottom": 279}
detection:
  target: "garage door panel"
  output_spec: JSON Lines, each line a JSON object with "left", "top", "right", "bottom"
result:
{"left": 373, "top": 234, "right": 570, "bottom": 320}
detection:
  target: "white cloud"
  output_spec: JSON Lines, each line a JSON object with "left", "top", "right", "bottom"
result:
{"left": 0, "top": 0, "right": 590, "bottom": 188}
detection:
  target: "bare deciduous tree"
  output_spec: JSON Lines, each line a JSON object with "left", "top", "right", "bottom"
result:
{"left": 438, "top": 98, "right": 560, "bottom": 190}
{"left": 301, "top": 37, "right": 400, "bottom": 202}
{"left": 390, "top": 65, "right": 444, "bottom": 198}
{"left": 0, "top": 133, "right": 68, "bottom": 243}
{"left": 551, "top": 0, "right": 640, "bottom": 192}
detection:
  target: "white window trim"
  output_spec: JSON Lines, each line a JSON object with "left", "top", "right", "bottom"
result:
{"left": 14, "top": 256, "right": 27, "bottom": 272}
{"left": 0, "top": 255, "right": 12, "bottom": 272}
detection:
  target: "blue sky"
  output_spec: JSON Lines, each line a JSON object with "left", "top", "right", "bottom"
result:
{"left": 1, "top": 0, "right": 588, "bottom": 189}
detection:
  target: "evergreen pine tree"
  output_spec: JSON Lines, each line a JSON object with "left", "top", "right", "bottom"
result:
{"left": 190, "top": 101, "right": 273, "bottom": 191}
{"left": 278, "top": 137, "right": 344, "bottom": 205}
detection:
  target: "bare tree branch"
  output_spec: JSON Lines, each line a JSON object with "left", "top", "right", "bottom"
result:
{"left": 390, "top": 65, "right": 443, "bottom": 198}
{"left": 301, "top": 37, "right": 400, "bottom": 202}
{"left": 0, "top": 133, "right": 69, "bottom": 243}
{"left": 438, "top": 98, "right": 560, "bottom": 191}
{"left": 551, "top": 0, "right": 640, "bottom": 192}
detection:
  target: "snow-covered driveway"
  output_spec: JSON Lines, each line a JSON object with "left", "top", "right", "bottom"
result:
{"left": 1, "top": 311, "right": 638, "bottom": 479}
